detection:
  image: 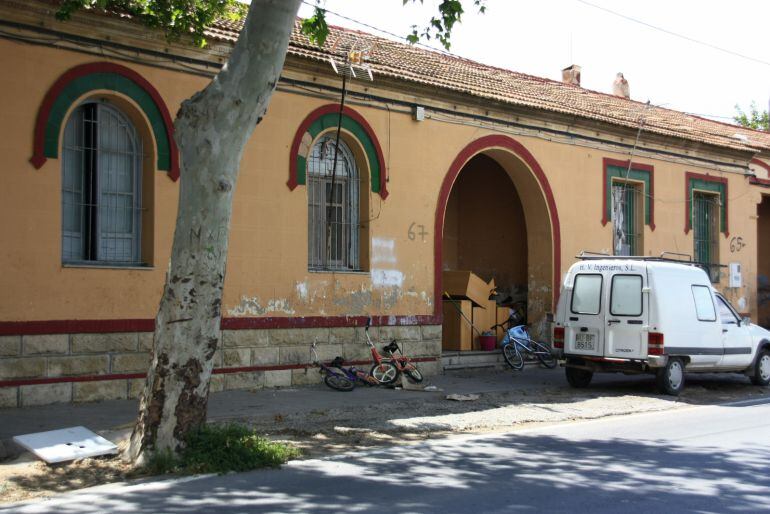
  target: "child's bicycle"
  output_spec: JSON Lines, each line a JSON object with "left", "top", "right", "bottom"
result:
{"left": 310, "top": 342, "right": 379, "bottom": 392}
{"left": 364, "top": 318, "right": 423, "bottom": 385}
{"left": 491, "top": 317, "right": 557, "bottom": 371}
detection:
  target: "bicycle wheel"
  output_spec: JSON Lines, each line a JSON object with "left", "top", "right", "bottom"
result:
{"left": 531, "top": 341, "right": 557, "bottom": 369}
{"left": 324, "top": 374, "right": 355, "bottom": 392}
{"left": 404, "top": 363, "right": 423, "bottom": 383}
{"left": 370, "top": 361, "right": 399, "bottom": 385}
{"left": 502, "top": 343, "right": 524, "bottom": 370}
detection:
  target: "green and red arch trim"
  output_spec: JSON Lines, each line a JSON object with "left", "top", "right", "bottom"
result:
{"left": 287, "top": 104, "right": 388, "bottom": 198}
{"left": 30, "top": 62, "right": 180, "bottom": 181}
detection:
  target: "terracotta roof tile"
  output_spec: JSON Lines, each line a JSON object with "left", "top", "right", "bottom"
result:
{"left": 203, "top": 18, "right": 770, "bottom": 154}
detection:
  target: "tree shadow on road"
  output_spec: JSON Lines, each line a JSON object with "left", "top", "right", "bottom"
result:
{"left": 6, "top": 430, "right": 768, "bottom": 513}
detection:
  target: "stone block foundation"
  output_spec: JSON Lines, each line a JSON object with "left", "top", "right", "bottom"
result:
{"left": 0, "top": 324, "right": 442, "bottom": 408}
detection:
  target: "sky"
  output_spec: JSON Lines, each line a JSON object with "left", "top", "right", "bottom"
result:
{"left": 297, "top": 0, "right": 770, "bottom": 124}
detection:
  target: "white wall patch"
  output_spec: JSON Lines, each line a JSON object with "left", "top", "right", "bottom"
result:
{"left": 372, "top": 269, "right": 404, "bottom": 288}
{"left": 228, "top": 296, "right": 296, "bottom": 316}
{"left": 372, "top": 238, "right": 397, "bottom": 264}
{"left": 296, "top": 282, "right": 308, "bottom": 301}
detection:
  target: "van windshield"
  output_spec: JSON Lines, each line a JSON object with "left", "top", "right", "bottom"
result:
{"left": 571, "top": 274, "right": 602, "bottom": 315}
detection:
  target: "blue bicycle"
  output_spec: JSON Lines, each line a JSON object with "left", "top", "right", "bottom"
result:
{"left": 311, "top": 342, "right": 379, "bottom": 392}
{"left": 492, "top": 320, "right": 557, "bottom": 371}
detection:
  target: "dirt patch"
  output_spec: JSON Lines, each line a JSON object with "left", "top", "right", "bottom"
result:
{"left": 0, "top": 455, "right": 134, "bottom": 504}
{"left": 2, "top": 375, "right": 768, "bottom": 505}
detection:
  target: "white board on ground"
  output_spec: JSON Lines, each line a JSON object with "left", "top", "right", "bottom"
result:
{"left": 12, "top": 426, "right": 118, "bottom": 464}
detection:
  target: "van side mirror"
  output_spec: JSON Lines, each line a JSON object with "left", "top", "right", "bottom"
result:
{"left": 741, "top": 316, "right": 751, "bottom": 327}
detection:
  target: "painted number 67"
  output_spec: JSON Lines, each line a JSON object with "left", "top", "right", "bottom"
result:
{"left": 408, "top": 222, "right": 428, "bottom": 242}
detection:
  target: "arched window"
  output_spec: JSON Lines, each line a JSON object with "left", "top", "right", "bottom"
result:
{"left": 307, "top": 135, "right": 360, "bottom": 271}
{"left": 62, "top": 102, "right": 143, "bottom": 265}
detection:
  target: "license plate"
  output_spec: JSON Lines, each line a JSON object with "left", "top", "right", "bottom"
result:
{"left": 574, "top": 333, "right": 596, "bottom": 351}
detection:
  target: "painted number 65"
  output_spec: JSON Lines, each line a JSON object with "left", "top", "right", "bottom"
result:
{"left": 730, "top": 236, "right": 745, "bottom": 253}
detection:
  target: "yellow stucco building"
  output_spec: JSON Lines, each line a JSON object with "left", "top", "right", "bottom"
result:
{"left": 1, "top": 1, "right": 769, "bottom": 407}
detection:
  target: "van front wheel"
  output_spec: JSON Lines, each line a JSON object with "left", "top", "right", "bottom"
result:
{"left": 656, "top": 357, "right": 685, "bottom": 395}
{"left": 565, "top": 367, "right": 593, "bottom": 388}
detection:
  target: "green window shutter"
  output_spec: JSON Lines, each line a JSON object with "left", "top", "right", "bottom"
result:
{"left": 611, "top": 182, "right": 640, "bottom": 255}
{"left": 605, "top": 166, "right": 651, "bottom": 227}
{"left": 693, "top": 192, "right": 720, "bottom": 282}
{"left": 688, "top": 178, "right": 726, "bottom": 234}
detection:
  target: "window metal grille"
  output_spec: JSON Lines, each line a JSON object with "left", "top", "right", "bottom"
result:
{"left": 62, "top": 102, "right": 143, "bottom": 265}
{"left": 611, "top": 182, "right": 642, "bottom": 256}
{"left": 307, "top": 136, "right": 360, "bottom": 271}
{"left": 693, "top": 192, "right": 720, "bottom": 282}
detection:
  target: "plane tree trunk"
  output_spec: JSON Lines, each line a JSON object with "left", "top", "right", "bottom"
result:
{"left": 126, "top": 0, "right": 302, "bottom": 464}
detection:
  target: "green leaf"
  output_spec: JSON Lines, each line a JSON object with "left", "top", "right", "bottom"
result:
{"left": 54, "top": 0, "right": 247, "bottom": 47}
{"left": 734, "top": 102, "right": 769, "bottom": 131}
{"left": 300, "top": 7, "right": 330, "bottom": 47}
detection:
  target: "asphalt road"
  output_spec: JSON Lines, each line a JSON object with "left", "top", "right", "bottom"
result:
{"left": 4, "top": 397, "right": 769, "bottom": 514}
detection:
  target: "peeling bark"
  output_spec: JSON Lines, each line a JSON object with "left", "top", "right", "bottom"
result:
{"left": 126, "top": 0, "right": 303, "bottom": 464}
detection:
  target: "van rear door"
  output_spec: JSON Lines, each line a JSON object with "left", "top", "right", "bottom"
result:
{"left": 564, "top": 272, "right": 604, "bottom": 357}
{"left": 604, "top": 271, "right": 648, "bottom": 359}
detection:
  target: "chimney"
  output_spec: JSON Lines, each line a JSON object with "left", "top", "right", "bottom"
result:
{"left": 562, "top": 65, "right": 581, "bottom": 86}
{"left": 613, "top": 72, "right": 630, "bottom": 99}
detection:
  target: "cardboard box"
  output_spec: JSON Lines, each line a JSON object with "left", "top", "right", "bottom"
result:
{"left": 473, "top": 302, "right": 496, "bottom": 335}
{"left": 442, "top": 270, "right": 493, "bottom": 308}
{"left": 442, "top": 299, "right": 473, "bottom": 351}
{"left": 474, "top": 296, "right": 503, "bottom": 349}
{"left": 495, "top": 306, "right": 513, "bottom": 340}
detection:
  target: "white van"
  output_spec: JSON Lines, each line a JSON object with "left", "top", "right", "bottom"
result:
{"left": 553, "top": 256, "right": 770, "bottom": 395}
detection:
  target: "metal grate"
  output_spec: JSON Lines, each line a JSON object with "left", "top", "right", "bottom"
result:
{"left": 611, "top": 182, "right": 642, "bottom": 256}
{"left": 62, "top": 102, "right": 143, "bottom": 264}
{"left": 693, "top": 192, "right": 720, "bottom": 282}
{"left": 307, "top": 136, "right": 360, "bottom": 271}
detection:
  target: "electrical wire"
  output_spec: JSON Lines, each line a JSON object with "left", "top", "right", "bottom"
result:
{"left": 613, "top": 100, "right": 652, "bottom": 254}
{"left": 300, "top": 0, "right": 457, "bottom": 57}
{"left": 577, "top": 0, "right": 770, "bottom": 68}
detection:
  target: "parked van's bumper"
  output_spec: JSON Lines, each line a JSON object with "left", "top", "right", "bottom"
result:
{"left": 561, "top": 354, "right": 667, "bottom": 373}
{"left": 646, "top": 355, "right": 667, "bottom": 368}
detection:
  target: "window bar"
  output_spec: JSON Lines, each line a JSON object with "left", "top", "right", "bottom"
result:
{"left": 86, "top": 103, "right": 98, "bottom": 261}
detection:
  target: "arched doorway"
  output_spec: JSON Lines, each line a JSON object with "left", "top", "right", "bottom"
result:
{"left": 759, "top": 194, "right": 770, "bottom": 328}
{"left": 435, "top": 135, "right": 560, "bottom": 343}
{"left": 443, "top": 154, "right": 528, "bottom": 302}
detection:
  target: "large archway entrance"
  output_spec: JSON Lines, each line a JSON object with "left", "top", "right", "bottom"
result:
{"left": 759, "top": 195, "right": 770, "bottom": 328}
{"left": 435, "top": 135, "right": 560, "bottom": 348}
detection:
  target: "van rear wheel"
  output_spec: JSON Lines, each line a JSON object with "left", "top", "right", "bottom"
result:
{"left": 749, "top": 350, "right": 770, "bottom": 386}
{"left": 565, "top": 367, "right": 593, "bottom": 388}
{"left": 656, "top": 357, "right": 685, "bottom": 395}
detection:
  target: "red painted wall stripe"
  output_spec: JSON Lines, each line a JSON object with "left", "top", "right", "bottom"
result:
{"left": 0, "top": 357, "right": 438, "bottom": 388}
{"left": 0, "top": 315, "right": 441, "bottom": 336}
{"left": 433, "top": 135, "right": 561, "bottom": 311}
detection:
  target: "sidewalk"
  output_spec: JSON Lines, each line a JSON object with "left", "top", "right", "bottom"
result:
{"left": 0, "top": 367, "right": 559, "bottom": 444}
{"left": 2, "top": 366, "right": 765, "bottom": 464}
